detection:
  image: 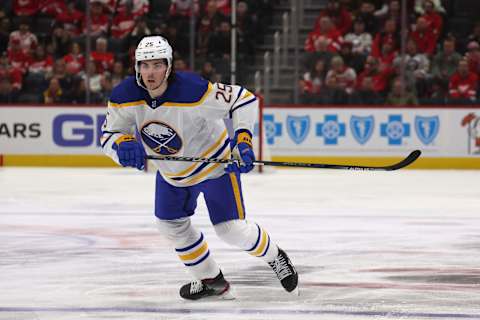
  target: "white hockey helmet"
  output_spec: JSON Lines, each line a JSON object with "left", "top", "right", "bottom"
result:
{"left": 134, "top": 35, "right": 173, "bottom": 89}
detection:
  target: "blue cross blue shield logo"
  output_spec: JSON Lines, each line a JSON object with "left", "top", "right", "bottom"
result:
{"left": 380, "top": 115, "right": 410, "bottom": 145}
{"left": 350, "top": 115, "right": 374, "bottom": 145}
{"left": 316, "top": 114, "right": 346, "bottom": 145}
{"left": 263, "top": 114, "right": 282, "bottom": 145}
{"left": 287, "top": 115, "right": 310, "bottom": 144}
{"left": 415, "top": 116, "right": 439, "bottom": 145}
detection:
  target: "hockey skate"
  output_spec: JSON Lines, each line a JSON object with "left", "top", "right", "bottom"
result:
{"left": 179, "top": 271, "right": 234, "bottom": 300}
{"left": 268, "top": 248, "right": 299, "bottom": 295}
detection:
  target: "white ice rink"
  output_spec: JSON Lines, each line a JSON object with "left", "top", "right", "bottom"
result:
{"left": 1, "top": 167, "right": 480, "bottom": 320}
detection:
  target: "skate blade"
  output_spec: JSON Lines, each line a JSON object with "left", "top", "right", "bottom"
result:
{"left": 220, "top": 287, "right": 235, "bottom": 300}
{"left": 289, "top": 286, "right": 299, "bottom": 296}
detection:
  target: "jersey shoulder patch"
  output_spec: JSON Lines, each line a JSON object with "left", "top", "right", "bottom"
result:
{"left": 109, "top": 76, "right": 147, "bottom": 107}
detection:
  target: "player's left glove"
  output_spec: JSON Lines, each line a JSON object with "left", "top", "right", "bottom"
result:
{"left": 112, "top": 135, "right": 146, "bottom": 170}
{"left": 225, "top": 129, "right": 255, "bottom": 174}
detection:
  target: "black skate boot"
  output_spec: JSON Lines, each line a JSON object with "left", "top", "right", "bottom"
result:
{"left": 268, "top": 248, "right": 299, "bottom": 294}
{"left": 179, "top": 271, "right": 234, "bottom": 300}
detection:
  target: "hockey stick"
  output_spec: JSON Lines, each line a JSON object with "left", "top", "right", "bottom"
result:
{"left": 146, "top": 150, "right": 421, "bottom": 171}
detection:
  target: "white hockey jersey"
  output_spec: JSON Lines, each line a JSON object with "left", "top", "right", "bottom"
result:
{"left": 101, "top": 72, "right": 258, "bottom": 187}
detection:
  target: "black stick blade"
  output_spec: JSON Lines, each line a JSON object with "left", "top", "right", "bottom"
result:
{"left": 384, "top": 149, "right": 422, "bottom": 171}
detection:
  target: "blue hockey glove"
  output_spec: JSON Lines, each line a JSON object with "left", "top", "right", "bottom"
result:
{"left": 225, "top": 130, "right": 255, "bottom": 174}
{"left": 112, "top": 135, "right": 146, "bottom": 170}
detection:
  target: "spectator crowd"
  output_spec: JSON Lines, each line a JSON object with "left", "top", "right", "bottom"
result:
{"left": 300, "top": 0, "right": 480, "bottom": 105}
{"left": 0, "top": 0, "right": 479, "bottom": 105}
{"left": 0, "top": 0, "right": 272, "bottom": 104}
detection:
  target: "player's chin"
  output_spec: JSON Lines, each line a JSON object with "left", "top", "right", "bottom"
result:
{"left": 146, "top": 80, "right": 161, "bottom": 90}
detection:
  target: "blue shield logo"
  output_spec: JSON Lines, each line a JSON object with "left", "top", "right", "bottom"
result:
{"left": 350, "top": 115, "right": 374, "bottom": 145}
{"left": 415, "top": 116, "right": 439, "bottom": 145}
{"left": 287, "top": 115, "right": 310, "bottom": 144}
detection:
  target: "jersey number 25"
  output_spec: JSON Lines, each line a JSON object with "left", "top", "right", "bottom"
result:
{"left": 215, "top": 83, "right": 233, "bottom": 103}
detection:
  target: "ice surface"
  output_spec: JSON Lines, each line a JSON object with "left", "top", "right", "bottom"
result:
{"left": 1, "top": 167, "right": 480, "bottom": 320}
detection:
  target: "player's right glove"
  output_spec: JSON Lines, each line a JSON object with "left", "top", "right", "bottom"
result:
{"left": 112, "top": 135, "right": 146, "bottom": 170}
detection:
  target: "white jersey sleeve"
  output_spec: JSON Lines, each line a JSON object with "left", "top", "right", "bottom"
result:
{"left": 206, "top": 82, "right": 259, "bottom": 136}
{"left": 100, "top": 79, "right": 142, "bottom": 166}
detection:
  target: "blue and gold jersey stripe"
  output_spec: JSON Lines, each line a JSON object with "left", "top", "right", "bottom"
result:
{"left": 246, "top": 224, "right": 271, "bottom": 257}
{"left": 175, "top": 233, "right": 211, "bottom": 267}
{"left": 108, "top": 100, "right": 147, "bottom": 108}
{"left": 164, "top": 129, "right": 228, "bottom": 178}
{"left": 182, "top": 161, "right": 223, "bottom": 185}
{"left": 100, "top": 130, "right": 122, "bottom": 148}
{"left": 229, "top": 91, "right": 257, "bottom": 117}
{"left": 178, "top": 145, "right": 231, "bottom": 185}
{"left": 229, "top": 172, "right": 245, "bottom": 220}
{"left": 171, "top": 138, "right": 230, "bottom": 181}
{"left": 163, "top": 129, "right": 230, "bottom": 184}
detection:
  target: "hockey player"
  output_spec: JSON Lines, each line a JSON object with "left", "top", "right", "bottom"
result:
{"left": 100, "top": 35, "right": 298, "bottom": 300}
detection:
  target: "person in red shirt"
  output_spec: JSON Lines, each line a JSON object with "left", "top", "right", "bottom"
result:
{"left": 7, "top": 39, "right": 33, "bottom": 74}
{"left": 465, "top": 41, "right": 480, "bottom": 75}
{"left": 305, "top": 16, "right": 344, "bottom": 53}
{"left": 371, "top": 18, "right": 399, "bottom": 57}
{"left": 373, "top": 38, "right": 397, "bottom": 68}
{"left": 410, "top": 16, "right": 437, "bottom": 56}
{"left": 313, "top": 0, "right": 352, "bottom": 35}
{"left": 356, "top": 55, "right": 392, "bottom": 94}
{"left": 449, "top": 59, "right": 478, "bottom": 103}
{"left": 39, "top": 0, "right": 67, "bottom": 17}
{"left": 81, "top": 1, "right": 108, "bottom": 37}
{"left": 55, "top": 2, "right": 84, "bottom": 36}
{"left": 28, "top": 45, "right": 54, "bottom": 76}
{"left": 299, "top": 58, "right": 327, "bottom": 103}
{"left": 0, "top": 53, "right": 23, "bottom": 91}
{"left": 421, "top": 0, "right": 443, "bottom": 39}
{"left": 90, "top": 37, "right": 114, "bottom": 73}
{"left": 325, "top": 55, "right": 357, "bottom": 94}
{"left": 111, "top": 3, "right": 136, "bottom": 39}
{"left": 13, "top": 0, "right": 39, "bottom": 16}
{"left": 63, "top": 42, "right": 85, "bottom": 74}
{"left": 8, "top": 20, "right": 38, "bottom": 55}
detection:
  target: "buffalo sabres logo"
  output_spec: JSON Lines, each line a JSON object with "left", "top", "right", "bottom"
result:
{"left": 287, "top": 115, "right": 310, "bottom": 144}
{"left": 141, "top": 121, "right": 182, "bottom": 155}
{"left": 415, "top": 116, "right": 439, "bottom": 145}
{"left": 350, "top": 115, "right": 374, "bottom": 145}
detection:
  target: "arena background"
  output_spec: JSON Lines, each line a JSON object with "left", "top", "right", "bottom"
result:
{"left": 0, "top": 0, "right": 479, "bottom": 168}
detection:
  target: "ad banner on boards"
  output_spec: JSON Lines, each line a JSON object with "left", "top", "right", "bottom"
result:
{"left": 262, "top": 107, "right": 480, "bottom": 157}
{"left": 0, "top": 107, "right": 106, "bottom": 155}
{"left": 1, "top": 106, "right": 480, "bottom": 158}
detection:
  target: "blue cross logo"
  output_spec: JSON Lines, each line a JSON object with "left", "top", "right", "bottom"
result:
{"left": 263, "top": 114, "right": 282, "bottom": 145}
{"left": 380, "top": 115, "right": 410, "bottom": 145}
{"left": 316, "top": 115, "right": 346, "bottom": 145}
